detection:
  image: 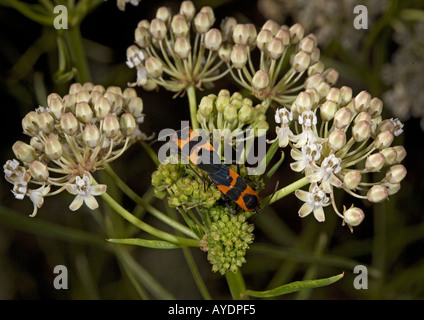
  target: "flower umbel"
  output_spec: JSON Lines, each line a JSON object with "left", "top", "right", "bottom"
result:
{"left": 4, "top": 82, "right": 146, "bottom": 216}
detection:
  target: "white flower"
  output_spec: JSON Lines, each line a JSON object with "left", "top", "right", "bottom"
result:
{"left": 390, "top": 118, "right": 404, "bottom": 136}
{"left": 126, "top": 46, "right": 147, "bottom": 86}
{"left": 295, "top": 183, "right": 330, "bottom": 222}
{"left": 290, "top": 142, "right": 322, "bottom": 173}
{"left": 65, "top": 172, "right": 107, "bottom": 211}
{"left": 27, "top": 185, "right": 51, "bottom": 217}
{"left": 267, "top": 108, "right": 296, "bottom": 148}
{"left": 308, "top": 154, "right": 342, "bottom": 193}
{"left": 293, "top": 110, "right": 323, "bottom": 147}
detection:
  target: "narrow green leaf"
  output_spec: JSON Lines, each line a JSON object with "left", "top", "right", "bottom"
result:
{"left": 263, "top": 150, "right": 285, "bottom": 183}
{"left": 245, "top": 273, "right": 344, "bottom": 298}
{"left": 108, "top": 238, "right": 184, "bottom": 249}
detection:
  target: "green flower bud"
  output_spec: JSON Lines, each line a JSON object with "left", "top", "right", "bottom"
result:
{"left": 29, "top": 160, "right": 49, "bottom": 181}
{"left": 343, "top": 207, "right": 365, "bottom": 227}
{"left": 13, "top": 141, "right": 36, "bottom": 163}
{"left": 120, "top": 113, "right": 137, "bottom": 136}
{"left": 238, "top": 105, "right": 255, "bottom": 123}
{"left": 76, "top": 101, "right": 93, "bottom": 123}
{"left": 369, "top": 97, "right": 383, "bottom": 118}
{"left": 44, "top": 137, "right": 63, "bottom": 160}
{"left": 103, "top": 115, "right": 120, "bottom": 138}
{"left": 83, "top": 124, "right": 101, "bottom": 149}
{"left": 343, "top": 170, "right": 361, "bottom": 190}
{"left": 367, "top": 185, "right": 388, "bottom": 203}
{"left": 60, "top": 112, "right": 79, "bottom": 136}
{"left": 365, "top": 152, "right": 385, "bottom": 172}
{"left": 199, "top": 95, "right": 215, "bottom": 117}
{"left": 174, "top": 36, "right": 191, "bottom": 59}
{"left": 308, "top": 61, "right": 325, "bottom": 76}
{"left": 216, "top": 93, "right": 230, "bottom": 113}
{"left": 385, "top": 164, "right": 407, "bottom": 183}
{"left": 224, "top": 104, "right": 238, "bottom": 123}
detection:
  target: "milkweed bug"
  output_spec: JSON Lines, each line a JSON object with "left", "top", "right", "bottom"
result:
{"left": 172, "top": 126, "right": 260, "bottom": 212}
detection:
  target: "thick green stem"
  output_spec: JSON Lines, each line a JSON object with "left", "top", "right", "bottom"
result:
{"left": 66, "top": 25, "right": 91, "bottom": 83}
{"left": 261, "top": 176, "right": 309, "bottom": 207}
{"left": 225, "top": 269, "right": 248, "bottom": 300}
{"left": 187, "top": 84, "right": 200, "bottom": 130}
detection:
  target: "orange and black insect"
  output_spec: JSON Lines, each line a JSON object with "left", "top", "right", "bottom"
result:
{"left": 172, "top": 126, "right": 260, "bottom": 212}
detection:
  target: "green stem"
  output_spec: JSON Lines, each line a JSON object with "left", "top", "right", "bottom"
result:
{"left": 103, "top": 164, "right": 198, "bottom": 239}
{"left": 225, "top": 269, "right": 248, "bottom": 300}
{"left": 261, "top": 176, "right": 309, "bottom": 207}
{"left": 187, "top": 84, "right": 199, "bottom": 130}
{"left": 65, "top": 24, "right": 91, "bottom": 83}
{"left": 100, "top": 191, "right": 199, "bottom": 247}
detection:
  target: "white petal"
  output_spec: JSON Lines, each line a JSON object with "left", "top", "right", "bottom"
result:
{"left": 298, "top": 202, "right": 313, "bottom": 218}
{"left": 295, "top": 189, "right": 310, "bottom": 202}
{"left": 313, "top": 206, "right": 326, "bottom": 222}
{"left": 65, "top": 184, "right": 79, "bottom": 195}
{"left": 84, "top": 194, "right": 99, "bottom": 210}
{"left": 90, "top": 184, "right": 107, "bottom": 196}
{"left": 69, "top": 194, "right": 84, "bottom": 211}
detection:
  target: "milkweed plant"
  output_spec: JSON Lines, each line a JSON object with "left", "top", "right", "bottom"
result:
{"left": 2, "top": 0, "right": 408, "bottom": 299}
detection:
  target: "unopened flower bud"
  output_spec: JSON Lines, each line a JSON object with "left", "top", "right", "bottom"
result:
{"left": 120, "top": 113, "right": 137, "bottom": 136}
{"left": 374, "top": 131, "right": 394, "bottom": 149}
{"left": 365, "top": 152, "right": 386, "bottom": 172}
{"left": 76, "top": 101, "right": 93, "bottom": 123}
{"left": 344, "top": 207, "right": 365, "bottom": 227}
{"left": 352, "top": 120, "right": 372, "bottom": 142}
{"left": 354, "top": 91, "right": 371, "bottom": 112}
{"left": 220, "top": 16, "right": 237, "bottom": 41}
{"left": 328, "top": 129, "right": 346, "bottom": 151}
{"left": 385, "top": 182, "right": 401, "bottom": 195}
{"left": 199, "top": 96, "right": 214, "bottom": 117}
{"left": 267, "top": 37, "right": 285, "bottom": 59}
{"left": 194, "top": 11, "right": 211, "bottom": 34}
{"left": 30, "top": 136, "right": 44, "bottom": 152}
{"left": 320, "top": 100, "right": 338, "bottom": 122}
{"left": 135, "top": 27, "right": 151, "bottom": 48}
{"left": 29, "top": 160, "right": 49, "bottom": 181}
{"left": 200, "top": 6, "right": 215, "bottom": 25}
{"left": 216, "top": 93, "right": 230, "bottom": 113}
{"left": 289, "top": 23, "right": 304, "bottom": 43}
{"left": 224, "top": 104, "right": 237, "bottom": 123}
{"left": 48, "top": 98, "right": 65, "bottom": 120}
{"left": 393, "top": 146, "right": 406, "bottom": 163}
{"left": 83, "top": 125, "right": 101, "bottom": 149}
{"left": 377, "top": 119, "right": 394, "bottom": 133}
{"left": 323, "top": 68, "right": 339, "bottom": 86}
{"left": 230, "top": 45, "right": 248, "bottom": 69}
{"left": 380, "top": 147, "right": 397, "bottom": 165}
{"left": 204, "top": 28, "right": 222, "bottom": 51}
{"left": 385, "top": 164, "right": 407, "bottom": 183}
{"left": 127, "top": 97, "right": 144, "bottom": 119}
{"left": 262, "top": 19, "right": 280, "bottom": 36}
{"left": 233, "top": 24, "right": 250, "bottom": 45}
{"left": 256, "top": 29, "right": 272, "bottom": 51}
{"left": 44, "top": 137, "right": 63, "bottom": 160}
{"left": 171, "top": 14, "right": 189, "bottom": 37}
{"left": 150, "top": 18, "right": 167, "bottom": 40}
{"left": 299, "top": 35, "right": 316, "bottom": 54}
{"left": 218, "top": 43, "right": 232, "bottom": 62}
{"left": 308, "top": 61, "right": 324, "bottom": 76}
{"left": 38, "top": 111, "right": 55, "bottom": 133}
{"left": 22, "top": 111, "right": 40, "bottom": 135}
{"left": 292, "top": 51, "right": 311, "bottom": 72}
{"left": 60, "top": 112, "right": 78, "bottom": 136}
{"left": 369, "top": 97, "right": 383, "bottom": 117}
{"left": 180, "top": 1, "right": 196, "bottom": 22}
{"left": 252, "top": 70, "right": 269, "bottom": 90}
{"left": 94, "top": 97, "right": 111, "bottom": 119}
{"left": 334, "top": 107, "right": 352, "bottom": 129}
{"left": 13, "top": 141, "right": 36, "bottom": 163}
{"left": 103, "top": 115, "right": 120, "bottom": 138}
{"left": 367, "top": 185, "right": 388, "bottom": 203}
{"left": 238, "top": 105, "right": 255, "bottom": 123}
{"left": 156, "top": 6, "right": 171, "bottom": 24}
{"left": 294, "top": 91, "right": 313, "bottom": 113}
{"left": 174, "top": 37, "right": 191, "bottom": 59}
{"left": 145, "top": 56, "right": 163, "bottom": 77}
{"left": 304, "top": 73, "right": 324, "bottom": 90}
{"left": 340, "top": 86, "right": 353, "bottom": 107}
{"left": 343, "top": 170, "right": 361, "bottom": 190}
{"left": 326, "top": 87, "right": 341, "bottom": 105}
{"left": 354, "top": 111, "right": 372, "bottom": 124}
